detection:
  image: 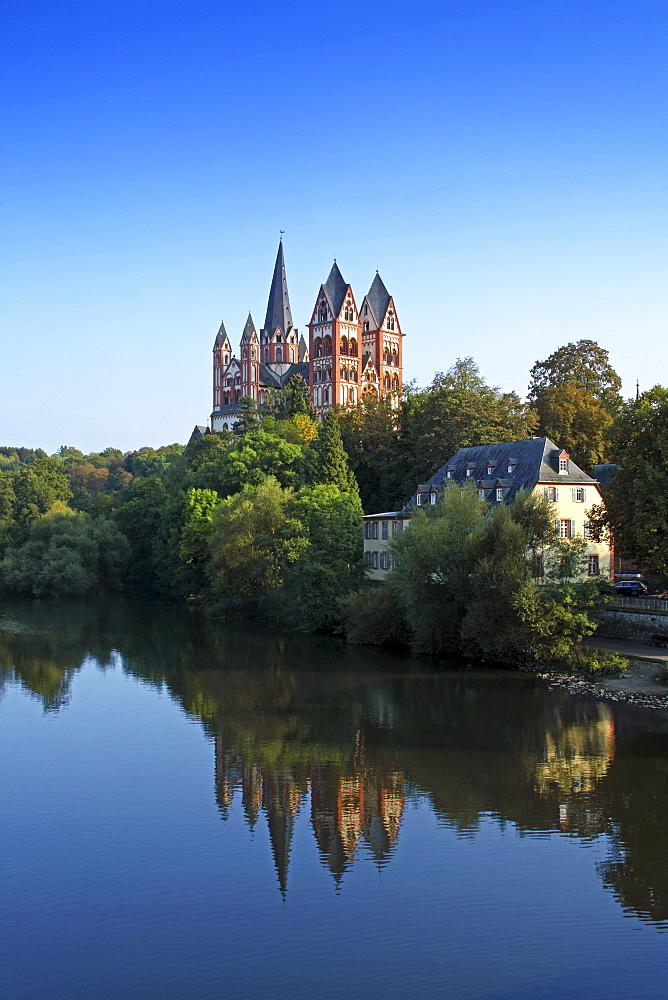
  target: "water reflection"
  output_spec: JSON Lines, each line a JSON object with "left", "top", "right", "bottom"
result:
{"left": 1, "top": 596, "right": 668, "bottom": 926}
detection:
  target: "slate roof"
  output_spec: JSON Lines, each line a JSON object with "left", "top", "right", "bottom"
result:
{"left": 365, "top": 273, "right": 391, "bottom": 328}
{"left": 241, "top": 312, "right": 256, "bottom": 342}
{"left": 404, "top": 437, "right": 597, "bottom": 511}
{"left": 592, "top": 464, "right": 620, "bottom": 486}
{"left": 263, "top": 240, "right": 293, "bottom": 336}
{"left": 259, "top": 362, "right": 310, "bottom": 390}
{"left": 213, "top": 319, "right": 229, "bottom": 348}
{"left": 323, "top": 262, "right": 349, "bottom": 318}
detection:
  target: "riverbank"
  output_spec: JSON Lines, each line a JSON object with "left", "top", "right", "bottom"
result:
{"left": 529, "top": 635, "right": 668, "bottom": 710}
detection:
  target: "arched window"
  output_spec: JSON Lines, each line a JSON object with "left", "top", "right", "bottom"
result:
{"left": 264, "top": 348, "right": 269, "bottom": 363}
{"left": 348, "top": 387, "right": 355, "bottom": 403}
{"left": 387, "top": 313, "right": 395, "bottom": 331}
{"left": 341, "top": 386, "right": 346, "bottom": 405}
{"left": 340, "top": 336, "right": 348, "bottom": 355}
{"left": 324, "top": 388, "right": 329, "bottom": 404}
{"left": 242, "top": 348, "right": 247, "bottom": 359}
{"left": 251, "top": 348, "right": 257, "bottom": 360}
{"left": 276, "top": 347, "right": 282, "bottom": 362}
{"left": 323, "top": 335, "right": 332, "bottom": 355}
{"left": 251, "top": 364, "right": 257, "bottom": 381}
{"left": 384, "top": 349, "right": 390, "bottom": 365}
{"left": 392, "top": 375, "right": 399, "bottom": 390}
{"left": 349, "top": 338, "right": 358, "bottom": 356}
{"left": 315, "top": 337, "right": 322, "bottom": 358}
{"left": 318, "top": 303, "right": 327, "bottom": 323}
{"left": 314, "top": 387, "right": 321, "bottom": 406}
{"left": 384, "top": 374, "right": 391, "bottom": 389}
{"left": 344, "top": 303, "right": 354, "bottom": 321}
{"left": 363, "top": 321, "right": 369, "bottom": 333}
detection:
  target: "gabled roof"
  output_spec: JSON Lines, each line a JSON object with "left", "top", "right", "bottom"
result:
{"left": 263, "top": 240, "right": 293, "bottom": 337}
{"left": 241, "top": 312, "right": 257, "bottom": 343}
{"left": 405, "top": 437, "right": 596, "bottom": 511}
{"left": 323, "top": 262, "right": 349, "bottom": 318}
{"left": 365, "top": 272, "right": 391, "bottom": 328}
{"left": 298, "top": 334, "right": 308, "bottom": 362}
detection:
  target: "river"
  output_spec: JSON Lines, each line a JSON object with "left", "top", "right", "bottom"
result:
{"left": 1, "top": 596, "right": 667, "bottom": 999}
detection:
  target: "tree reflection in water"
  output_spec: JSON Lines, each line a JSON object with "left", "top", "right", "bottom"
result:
{"left": 1, "top": 595, "right": 667, "bottom": 925}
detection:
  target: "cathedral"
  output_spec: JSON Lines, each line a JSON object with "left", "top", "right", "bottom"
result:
{"left": 210, "top": 241, "right": 404, "bottom": 431}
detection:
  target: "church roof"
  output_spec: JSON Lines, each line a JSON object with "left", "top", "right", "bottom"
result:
{"left": 241, "top": 312, "right": 256, "bottom": 342}
{"left": 213, "top": 318, "right": 228, "bottom": 348}
{"left": 365, "top": 273, "right": 391, "bottom": 328}
{"left": 263, "top": 241, "right": 293, "bottom": 336}
{"left": 323, "top": 262, "right": 349, "bottom": 318}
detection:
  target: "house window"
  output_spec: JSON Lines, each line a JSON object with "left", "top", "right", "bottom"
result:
{"left": 381, "top": 521, "right": 388, "bottom": 539}
{"left": 478, "top": 489, "right": 485, "bottom": 500}
{"left": 496, "top": 488, "right": 503, "bottom": 501}
{"left": 416, "top": 494, "right": 422, "bottom": 506}
{"left": 446, "top": 469, "right": 452, "bottom": 479}
{"left": 466, "top": 468, "right": 472, "bottom": 478}
{"left": 544, "top": 486, "right": 559, "bottom": 502}
{"left": 559, "top": 519, "right": 575, "bottom": 539}
{"left": 371, "top": 551, "right": 379, "bottom": 569}
{"left": 532, "top": 554, "right": 544, "bottom": 578}
{"left": 392, "top": 521, "right": 401, "bottom": 537}
{"left": 573, "top": 487, "right": 587, "bottom": 502}
{"left": 559, "top": 458, "right": 569, "bottom": 474}
{"left": 588, "top": 555, "right": 599, "bottom": 576}
{"left": 507, "top": 463, "right": 515, "bottom": 474}
{"left": 430, "top": 493, "right": 437, "bottom": 505}
{"left": 363, "top": 322, "right": 369, "bottom": 332}
{"left": 372, "top": 522, "right": 379, "bottom": 539}
{"left": 583, "top": 521, "right": 591, "bottom": 539}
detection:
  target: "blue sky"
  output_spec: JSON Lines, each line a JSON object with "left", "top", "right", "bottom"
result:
{"left": 2, "top": 0, "right": 666, "bottom": 454}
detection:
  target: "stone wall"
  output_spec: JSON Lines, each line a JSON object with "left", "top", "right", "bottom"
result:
{"left": 598, "top": 609, "right": 668, "bottom": 641}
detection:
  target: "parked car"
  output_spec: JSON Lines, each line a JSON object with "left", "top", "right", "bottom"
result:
{"left": 613, "top": 580, "right": 648, "bottom": 596}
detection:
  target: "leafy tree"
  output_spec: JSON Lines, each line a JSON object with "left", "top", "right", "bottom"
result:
{"left": 269, "top": 374, "right": 315, "bottom": 419}
{"left": 400, "top": 359, "right": 536, "bottom": 496}
{"left": 527, "top": 340, "right": 622, "bottom": 469}
{"left": 178, "top": 488, "right": 223, "bottom": 594}
{"left": 338, "top": 396, "right": 410, "bottom": 513}
{"left": 232, "top": 397, "right": 262, "bottom": 435}
{"left": 305, "top": 411, "right": 360, "bottom": 496}
{"left": 189, "top": 429, "right": 304, "bottom": 496}
{"left": 0, "top": 474, "right": 16, "bottom": 524}
{"left": 207, "top": 477, "right": 307, "bottom": 603}
{"left": 0, "top": 508, "right": 130, "bottom": 596}
{"left": 113, "top": 476, "right": 168, "bottom": 588}
{"left": 528, "top": 339, "right": 622, "bottom": 412}
{"left": 12, "top": 456, "right": 73, "bottom": 526}
{"left": 604, "top": 386, "right": 668, "bottom": 573}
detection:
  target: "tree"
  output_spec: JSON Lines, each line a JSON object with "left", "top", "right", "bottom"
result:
{"left": 269, "top": 374, "right": 315, "bottom": 419}
{"left": 604, "top": 386, "right": 668, "bottom": 574}
{"left": 338, "top": 396, "right": 410, "bottom": 513}
{"left": 178, "top": 488, "right": 223, "bottom": 594}
{"left": 11, "top": 456, "right": 73, "bottom": 526}
{"left": 527, "top": 340, "right": 622, "bottom": 469}
{"left": 232, "top": 396, "right": 262, "bottom": 435}
{"left": 305, "top": 411, "right": 360, "bottom": 496}
{"left": 113, "top": 476, "right": 168, "bottom": 588}
{"left": 207, "top": 478, "right": 307, "bottom": 603}
{"left": 528, "top": 339, "right": 622, "bottom": 411}
{"left": 0, "top": 507, "right": 130, "bottom": 597}
{"left": 401, "top": 359, "right": 536, "bottom": 496}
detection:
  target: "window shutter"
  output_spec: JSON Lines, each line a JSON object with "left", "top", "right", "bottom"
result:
{"left": 544, "top": 487, "right": 549, "bottom": 499}
{"left": 570, "top": 519, "right": 576, "bottom": 538}
{"left": 572, "top": 488, "right": 577, "bottom": 501}
{"left": 583, "top": 488, "right": 587, "bottom": 502}
{"left": 555, "top": 519, "right": 560, "bottom": 536}
{"left": 555, "top": 487, "right": 559, "bottom": 501}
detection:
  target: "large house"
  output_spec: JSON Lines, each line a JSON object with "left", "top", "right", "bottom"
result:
{"left": 209, "top": 241, "right": 404, "bottom": 431}
{"left": 363, "top": 437, "right": 613, "bottom": 583}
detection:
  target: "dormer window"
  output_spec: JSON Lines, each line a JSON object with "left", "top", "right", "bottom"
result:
{"left": 430, "top": 492, "right": 437, "bottom": 505}
{"left": 486, "top": 462, "right": 494, "bottom": 476}
{"left": 496, "top": 488, "right": 503, "bottom": 502}
{"left": 445, "top": 467, "right": 453, "bottom": 479}
{"left": 465, "top": 466, "right": 473, "bottom": 478}
{"left": 507, "top": 462, "right": 515, "bottom": 474}
{"left": 478, "top": 489, "right": 485, "bottom": 500}
{"left": 416, "top": 493, "right": 422, "bottom": 506}
{"left": 558, "top": 451, "right": 570, "bottom": 474}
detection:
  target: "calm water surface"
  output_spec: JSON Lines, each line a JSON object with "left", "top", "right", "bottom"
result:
{"left": 1, "top": 597, "right": 667, "bottom": 1000}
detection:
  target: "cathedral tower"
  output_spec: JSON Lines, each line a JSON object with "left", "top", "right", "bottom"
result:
{"left": 308, "top": 262, "right": 361, "bottom": 416}
{"left": 261, "top": 240, "right": 300, "bottom": 376}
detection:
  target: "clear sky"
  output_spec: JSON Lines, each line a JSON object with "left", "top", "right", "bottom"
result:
{"left": 2, "top": 0, "right": 666, "bottom": 454}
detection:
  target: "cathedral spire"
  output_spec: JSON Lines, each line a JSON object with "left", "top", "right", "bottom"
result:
{"left": 263, "top": 240, "right": 293, "bottom": 337}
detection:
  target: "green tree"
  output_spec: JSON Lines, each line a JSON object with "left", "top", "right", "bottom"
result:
{"left": 269, "top": 374, "right": 315, "bottom": 419}
{"left": 232, "top": 397, "right": 262, "bottom": 435}
{"left": 401, "top": 359, "right": 536, "bottom": 495}
{"left": 305, "top": 411, "right": 360, "bottom": 496}
{"left": 207, "top": 477, "right": 307, "bottom": 603}
{"left": 0, "top": 508, "right": 130, "bottom": 597}
{"left": 178, "top": 488, "right": 223, "bottom": 594}
{"left": 528, "top": 339, "right": 622, "bottom": 412}
{"left": 338, "top": 396, "right": 410, "bottom": 513}
{"left": 604, "top": 386, "right": 668, "bottom": 574}
{"left": 113, "top": 476, "right": 168, "bottom": 588}
{"left": 12, "top": 456, "right": 73, "bottom": 526}
{"left": 528, "top": 340, "right": 622, "bottom": 469}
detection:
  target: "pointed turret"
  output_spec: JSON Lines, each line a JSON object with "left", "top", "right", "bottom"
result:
{"left": 298, "top": 334, "right": 308, "bottom": 363}
{"left": 323, "top": 261, "right": 349, "bottom": 318}
{"left": 365, "top": 272, "right": 391, "bottom": 329}
{"left": 263, "top": 240, "right": 293, "bottom": 337}
{"left": 241, "top": 312, "right": 257, "bottom": 343}
{"left": 213, "top": 318, "right": 229, "bottom": 350}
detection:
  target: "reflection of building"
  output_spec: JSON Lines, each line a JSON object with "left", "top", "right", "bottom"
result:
{"left": 534, "top": 707, "right": 616, "bottom": 798}
{"left": 214, "top": 737, "right": 405, "bottom": 892}
{"left": 311, "top": 765, "right": 405, "bottom": 882}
